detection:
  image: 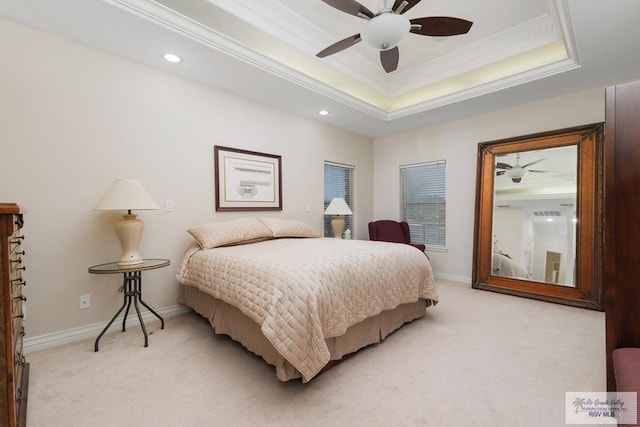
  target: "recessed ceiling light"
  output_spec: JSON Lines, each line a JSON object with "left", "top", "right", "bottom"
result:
{"left": 318, "top": 110, "right": 330, "bottom": 116}
{"left": 163, "top": 53, "right": 182, "bottom": 63}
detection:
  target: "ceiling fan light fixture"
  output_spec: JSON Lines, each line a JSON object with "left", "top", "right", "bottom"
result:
{"left": 507, "top": 167, "right": 527, "bottom": 183}
{"left": 361, "top": 12, "right": 410, "bottom": 50}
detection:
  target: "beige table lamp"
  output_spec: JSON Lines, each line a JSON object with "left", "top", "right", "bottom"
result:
{"left": 95, "top": 178, "right": 159, "bottom": 265}
{"left": 324, "top": 197, "right": 352, "bottom": 239}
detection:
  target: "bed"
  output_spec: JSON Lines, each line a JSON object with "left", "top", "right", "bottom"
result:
{"left": 176, "top": 217, "right": 438, "bottom": 382}
{"left": 492, "top": 252, "right": 529, "bottom": 279}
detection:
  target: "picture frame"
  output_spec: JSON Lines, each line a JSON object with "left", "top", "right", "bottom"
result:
{"left": 214, "top": 145, "right": 282, "bottom": 211}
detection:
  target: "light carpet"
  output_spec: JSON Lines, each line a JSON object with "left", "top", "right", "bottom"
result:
{"left": 25, "top": 281, "right": 605, "bottom": 426}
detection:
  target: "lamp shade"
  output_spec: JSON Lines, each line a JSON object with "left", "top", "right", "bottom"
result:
{"left": 95, "top": 179, "right": 160, "bottom": 211}
{"left": 324, "top": 197, "right": 353, "bottom": 215}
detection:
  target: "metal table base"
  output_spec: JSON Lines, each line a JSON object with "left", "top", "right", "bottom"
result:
{"left": 94, "top": 270, "right": 165, "bottom": 351}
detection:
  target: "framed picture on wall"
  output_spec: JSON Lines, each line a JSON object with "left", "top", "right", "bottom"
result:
{"left": 214, "top": 145, "right": 282, "bottom": 211}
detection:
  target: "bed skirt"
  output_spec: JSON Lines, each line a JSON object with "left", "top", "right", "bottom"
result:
{"left": 180, "top": 284, "right": 428, "bottom": 381}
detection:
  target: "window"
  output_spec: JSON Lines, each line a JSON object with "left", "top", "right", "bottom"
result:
{"left": 324, "top": 162, "right": 354, "bottom": 238}
{"left": 400, "top": 160, "right": 446, "bottom": 250}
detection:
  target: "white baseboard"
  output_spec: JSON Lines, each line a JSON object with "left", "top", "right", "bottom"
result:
{"left": 23, "top": 304, "right": 192, "bottom": 354}
{"left": 434, "top": 272, "right": 471, "bottom": 284}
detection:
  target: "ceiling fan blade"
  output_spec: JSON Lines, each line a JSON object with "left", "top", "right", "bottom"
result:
{"left": 380, "top": 47, "right": 399, "bottom": 73}
{"left": 410, "top": 17, "right": 473, "bottom": 36}
{"left": 496, "top": 162, "right": 513, "bottom": 170}
{"left": 496, "top": 171, "right": 506, "bottom": 176}
{"left": 316, "top": 34, "right": 362, "bottom": 58}
{"left": 321, "top": 0, "right": 374, "bottom": 19}
{"left": 522, "top": 158, "right": 545, "bottom": 168}
{"left": 392, "top": 0, "right": 422, "bottom": 14}
{"left": 528, "top": 169, "right": 548, "bottom": 173}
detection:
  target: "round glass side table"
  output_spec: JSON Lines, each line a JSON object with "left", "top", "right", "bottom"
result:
{"left": 88, "top": 259, "right": 170, "bottom": 351}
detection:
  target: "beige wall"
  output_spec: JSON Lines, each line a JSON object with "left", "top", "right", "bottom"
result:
{"left": 0, "top": 18, "right": 373, "bottom": 337}
{"left": 372, "top": 88, "right": 605, "bottom": 282}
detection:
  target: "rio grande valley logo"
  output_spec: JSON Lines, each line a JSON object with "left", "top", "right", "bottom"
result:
{"left": 566, "top": 392, "right": 637, "bottom": 424}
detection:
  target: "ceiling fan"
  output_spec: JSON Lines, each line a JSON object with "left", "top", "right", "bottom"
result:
{"left": 316, "top": 0, "right": 473, "bottom": 73}
{"left": 496, "top": 154, "right": 547, "bottom": 183}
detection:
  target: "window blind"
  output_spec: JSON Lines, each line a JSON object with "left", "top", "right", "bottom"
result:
{"left": 400, "top": 160, "right": 446, "bottom": 250}
{"left": 324, "top": 162, "right": 354, "bottom": 238}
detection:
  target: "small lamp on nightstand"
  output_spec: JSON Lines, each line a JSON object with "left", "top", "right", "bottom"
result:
{"left": 95, "top": 178, "right": 160, "bottom": 266}
{"left": 324, "top": 197, "right": 353, "bottom": 239}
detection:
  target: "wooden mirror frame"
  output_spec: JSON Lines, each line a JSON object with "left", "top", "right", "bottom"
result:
{"left": 472, "top": 123, "right": 604, "bottom": 310}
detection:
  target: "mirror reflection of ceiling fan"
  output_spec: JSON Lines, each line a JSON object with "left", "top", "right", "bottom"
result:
{"left": 496, "top": 154, "right": 547, "bottom": 183}
{"left": 316, "top": 0, "right": 473, "bottom": 73}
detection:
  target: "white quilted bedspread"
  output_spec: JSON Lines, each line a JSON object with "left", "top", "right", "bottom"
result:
{"left": 177, "top": 237, "right": 438, "bottom": 382}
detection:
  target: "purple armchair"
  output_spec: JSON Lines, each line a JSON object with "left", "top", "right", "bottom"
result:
{"left": 368, "top": 220, "right": 427, "bottom": 255}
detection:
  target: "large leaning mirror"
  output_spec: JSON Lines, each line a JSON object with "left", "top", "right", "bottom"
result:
{"left": 472, "top": 124, "right": 604, "bottom": 310}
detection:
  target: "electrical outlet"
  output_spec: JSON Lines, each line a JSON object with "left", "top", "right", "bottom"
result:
{"left": 79, "top": 294, "right": 90, "bottom": 310}
{"left": 165, "top": 199, "right": 174, "bottom": 212}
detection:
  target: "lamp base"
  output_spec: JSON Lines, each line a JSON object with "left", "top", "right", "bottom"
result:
{"left": 115, "top": 213, "right": 144, "bottom": 265}
{"left": 331, "top": 216, "right": 345, "bottom": 239}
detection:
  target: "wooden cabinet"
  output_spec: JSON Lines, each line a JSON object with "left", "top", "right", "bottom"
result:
{"left": 0, "top": 203, "right": 28, "bottom": 427}
{"left": 604, "top": 80, "right": 640, "bottom": 391}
